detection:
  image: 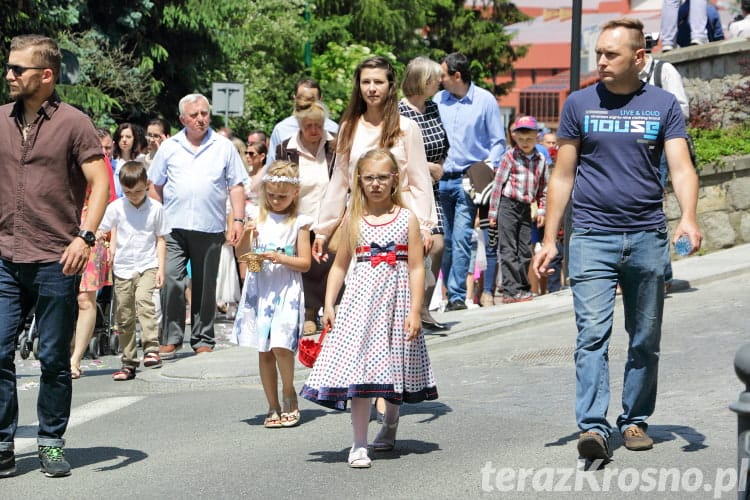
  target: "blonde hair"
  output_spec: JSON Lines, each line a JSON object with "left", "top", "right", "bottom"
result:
{"left": 258, "top": 160, "right": 300, "bottom": 224}
{"left": 401, "top": 57, "right": 442, "bottom": 97}
{"left": 343, "top": 148, "right": 403, "bottom": 252}
{"left": 293, "top": 92, "right": 329, "bottom": 125}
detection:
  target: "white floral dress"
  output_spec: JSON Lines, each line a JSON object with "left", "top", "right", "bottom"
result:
{"left": 300, "top": 208, "right": 438, "bottom": 410}
{"left": 230, "top": 212, "right": 312, "bottom": 352}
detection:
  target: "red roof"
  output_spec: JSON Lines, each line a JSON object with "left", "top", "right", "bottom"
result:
{"left": 522, "top": 70, "right": 601, "bottom": 92}
{"left": 514, "top": 44, "right": 571, "bottom": 70}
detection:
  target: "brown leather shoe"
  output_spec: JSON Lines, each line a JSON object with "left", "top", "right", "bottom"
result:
{"left": 622, "top": 425, "right": 653, "bottom": 451}
{"left": 194, "top": 346, "right": 213, "bottom": 354}
{"left": 159, "top": 344, "right": 180, "bottom": 360}
{"left": 577, "top": 431, "right": 609, "bottom": 460}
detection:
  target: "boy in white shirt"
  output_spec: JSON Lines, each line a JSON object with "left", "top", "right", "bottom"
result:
{"left": 98, "top": 161, "right": 168, "bottom": 380}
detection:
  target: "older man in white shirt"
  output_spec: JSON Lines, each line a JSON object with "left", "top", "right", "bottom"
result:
{"left": 149, "top": 93, "right": 248, "bottom": 358}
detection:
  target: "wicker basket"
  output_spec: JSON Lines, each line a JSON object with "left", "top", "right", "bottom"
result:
{"left": 238, "top": 233, "right": 265, "bottom": 272}
{"left": 239, "top": 252, "right": 265, "bottom": 272}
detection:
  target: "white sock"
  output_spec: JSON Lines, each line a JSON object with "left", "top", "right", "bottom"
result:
{"left": 350, "top": 397, "right": 370, "bottom": 449}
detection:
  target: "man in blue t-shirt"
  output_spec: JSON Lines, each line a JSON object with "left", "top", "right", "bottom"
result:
{"left": 533, "top": 18, "right": 701, "bottom": 463}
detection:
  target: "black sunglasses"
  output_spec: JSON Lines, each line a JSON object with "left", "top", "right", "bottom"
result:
{"left": 5, "top": 64, "right": 47, "bottom": 76}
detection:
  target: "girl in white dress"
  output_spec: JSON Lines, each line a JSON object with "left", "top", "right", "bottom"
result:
{"left": 231, "top": 161, "right": 312, "bottom": 428}
{"left": 301, "top": 149, "right": 438, "bottom": 468}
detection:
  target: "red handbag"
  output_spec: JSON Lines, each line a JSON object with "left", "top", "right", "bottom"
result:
{"left": 298, "top": 325, "right": 330, "bottom": 368}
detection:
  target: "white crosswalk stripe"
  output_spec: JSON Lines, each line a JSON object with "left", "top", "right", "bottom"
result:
{"left": 14, "top": 396, "right": 144, "bottom": 452}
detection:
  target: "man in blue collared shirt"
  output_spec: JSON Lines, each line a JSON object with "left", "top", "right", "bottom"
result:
{"left": 435, "top": 53, "right": 506, "bottom": 310}
{"left": 149, "top": 93, "right": 249, "bottom": 358}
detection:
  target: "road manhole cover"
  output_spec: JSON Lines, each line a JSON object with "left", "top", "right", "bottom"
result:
{"left": 510, "top": 346, "right": 622, "bottom": 365}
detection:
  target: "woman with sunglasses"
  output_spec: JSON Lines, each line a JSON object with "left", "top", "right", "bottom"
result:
{"left": 234, "top": 141, "right": 266, "bottom": 281}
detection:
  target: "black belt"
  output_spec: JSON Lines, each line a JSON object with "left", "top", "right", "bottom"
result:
{"left": 442, "top": 170, "right": 465, "bottom": 180}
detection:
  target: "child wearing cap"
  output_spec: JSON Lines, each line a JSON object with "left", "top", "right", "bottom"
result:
{"left": 488, "top": 116, "right": 549, "bottom": 303}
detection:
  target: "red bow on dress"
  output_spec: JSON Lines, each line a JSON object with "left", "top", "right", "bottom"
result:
{"left": 370, "top": 241, "right": 397, "bottom": 267}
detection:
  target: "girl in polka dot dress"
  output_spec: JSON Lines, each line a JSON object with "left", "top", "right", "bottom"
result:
{"left": 231, "top": 161, "right": 312, "bottom": 429}
{"left": 300, "top": 149, "right": 438, "bottom": 468}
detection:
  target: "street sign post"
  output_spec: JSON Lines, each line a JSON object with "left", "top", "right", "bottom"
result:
{"left": 211, "top": 83, "right": 244, "bottom": 127}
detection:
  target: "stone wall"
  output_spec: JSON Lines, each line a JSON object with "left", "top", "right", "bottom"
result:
{"left": 665, "top": 155, "right": 750, "bottom": 253}
{"left": 659, "top": 38, "right": 750, "bottom": 129}
{"left": 659, "top": 39, "right": 750, "bottom": 253}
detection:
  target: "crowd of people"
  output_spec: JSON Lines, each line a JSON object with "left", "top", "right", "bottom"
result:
{"left": 1, "top": 17, "right": 702, "bottom": 475}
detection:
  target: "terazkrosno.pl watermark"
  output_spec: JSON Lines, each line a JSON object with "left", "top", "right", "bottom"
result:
{"left": 480, "top": 459, "right": 748, "bottom": 498}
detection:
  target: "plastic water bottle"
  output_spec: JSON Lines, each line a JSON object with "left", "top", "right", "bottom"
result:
{"left": 674, "top": 235, "right": 692, "bottom": 256}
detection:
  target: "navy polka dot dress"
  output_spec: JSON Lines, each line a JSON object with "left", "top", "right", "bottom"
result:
{"left": 300, "top": 208, "right": 438, "bottom": 410}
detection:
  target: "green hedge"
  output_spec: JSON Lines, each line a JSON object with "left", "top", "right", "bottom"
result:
{"left": 691, "top": 124, "right": 750, "bottom": 169}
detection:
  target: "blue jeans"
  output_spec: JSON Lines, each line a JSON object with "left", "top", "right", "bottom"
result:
{"left": 661, "top": 0, "right": 707, "bottom": 46}
{"left": 0, "top": 259, "right": 79, "bottom": 451}
{"left": 546, "top": 239, "right": 565, "bottom": 293}
{"left": 659, "top": 152, "right": 674, "bottom": 284}
{"left": 482, "top": 228, "right": 498, "bottom": 294}
{"left": 568, "top": 227, "right": 668, "bottom": 440}
{"left": 439, "top": 177, "right": 476, "bottom": 303}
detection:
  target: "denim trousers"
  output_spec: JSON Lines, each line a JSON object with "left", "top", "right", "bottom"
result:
{"left": 568, "top": 227, "right": 668, "bottom": 439}
{"left": 0, "top": 259, "right": 79, "bottom": 450}
{"left": 546, "top": 239, "right": 565, "bottom": 293}
{"left": 661, "top": 0, "right": 707, "bottom": 46}
{"left": 439, "top": 177, "right": 477, "bottom": 303}
{"left": 482, "top": 227, "right": 498, "bottom": 294}
{"left": 659, "top": 152, "right": 674, "bottom": 284}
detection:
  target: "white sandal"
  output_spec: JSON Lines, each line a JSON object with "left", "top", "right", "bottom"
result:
{"left": 347, "top": 446, "right": 371, "bottom": 468}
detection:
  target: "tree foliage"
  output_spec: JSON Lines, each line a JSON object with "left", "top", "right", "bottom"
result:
{"left": 310, "top": 43, "right": 400, "bottom": 120}
{"left": 423, "top": 0, "right": 529, "bottom": 93}
{"left": 1, "top": 0, "right": 527, "bottom": 136}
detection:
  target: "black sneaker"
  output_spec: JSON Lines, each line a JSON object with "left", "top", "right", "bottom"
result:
{"left": 38, "top": 445, "right": 71, "bottom": 477}
{"left": 444, "top": 300, "right": 467, "bottom": 312}
{"left": 0, "top": 450, "right": 15, "bottom": 477}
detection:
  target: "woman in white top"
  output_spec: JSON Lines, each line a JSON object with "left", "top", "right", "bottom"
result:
{"left": 112, "top": 122, "right": 146, "bottom": 197}
{"left": 312, "top": 56, "right": 436, "bottom": 261}
{"left": 275, "top": 95, "right": 337, "bottom": 335}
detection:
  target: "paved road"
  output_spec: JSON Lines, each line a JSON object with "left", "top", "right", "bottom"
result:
{"left": 4, "top": 245, "right": 750, "bottom": 499}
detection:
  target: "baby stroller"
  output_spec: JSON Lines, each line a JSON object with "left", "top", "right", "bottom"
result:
{"left": 17, "top": 288, "right": 118, "bottom": 360}
{"left": 87, "top": 285, "right": 119, "bottom": 358}
{"left": 16, "top": 308, "right": 38, "bottom": 360}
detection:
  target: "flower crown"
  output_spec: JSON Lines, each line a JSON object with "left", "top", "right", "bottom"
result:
{"left": 262, "top": 175, "right": 300, "bottom": 185}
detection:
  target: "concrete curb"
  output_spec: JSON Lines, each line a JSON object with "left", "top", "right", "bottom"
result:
{"left": 152, "top": 243, "right": 750, "bottom": 382}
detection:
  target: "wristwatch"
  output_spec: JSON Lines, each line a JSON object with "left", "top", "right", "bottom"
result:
{"left": 76, "top": 230, "right": 96, "bottom": 247}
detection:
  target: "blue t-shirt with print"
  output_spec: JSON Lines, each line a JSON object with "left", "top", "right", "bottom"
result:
{"left": 558, "top": 82, "right": 686, "bottom": 232}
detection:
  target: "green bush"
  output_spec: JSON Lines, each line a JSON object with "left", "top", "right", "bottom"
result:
{"left": 690, "top": 123, "right": 750, "bottom": 169}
